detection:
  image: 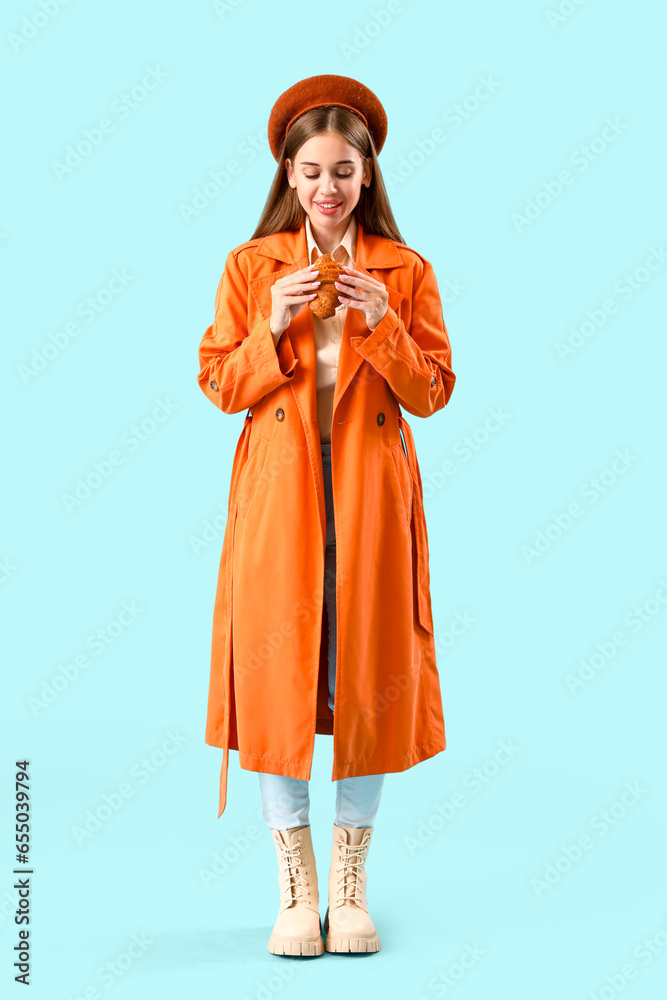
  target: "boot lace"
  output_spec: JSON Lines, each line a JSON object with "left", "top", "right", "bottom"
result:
{"left": 336, "top": 836, "right": 370, "bottom": 901}
{"left": 278, "top": 837, "right": 311, "bottom": 903}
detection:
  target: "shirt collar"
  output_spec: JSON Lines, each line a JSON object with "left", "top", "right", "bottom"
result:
{"left": 305, "top": 212, "right": 357, "bottom": 265}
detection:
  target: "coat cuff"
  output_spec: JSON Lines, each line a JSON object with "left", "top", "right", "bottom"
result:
{"left": 273, "top": 324, "right": 298, "bottom": 378}
{"left": 349, "top": 305, "right": 399, "bottom": 364}
{"left": 255, "top": 316, "right": 298, "bottom": 383}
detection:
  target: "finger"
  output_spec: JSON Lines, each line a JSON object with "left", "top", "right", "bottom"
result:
{"left": 334, "top": 281, "right": 366, "bottom": 299}
{"left": 287, "top": 278, "right": 321, "bottom": 290}
{"left": 337, "top": 288, "right": 366, "bottom": 303}
{"left": 337, "top": 274, "right": 377, "bottom": 291}
{"left": 275, "top": 278, "right": 321, "bottom": 293}
{"left": 340, "top": 266, "right": 372, "bottom": 279}
{"left": 275, "top": 266, "right": 319, "bottom": 286}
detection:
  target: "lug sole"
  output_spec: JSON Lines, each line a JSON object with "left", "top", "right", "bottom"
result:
{"left": 267, "top": 934, "right": 325, "bottom": 956}
{"left": 324, "top": 934, "right": 381, "bottom": 953}
{"left": 267, "top": 915, "right": 324, "bottom": 956}
{"left": 322, "top": 905, "right": 381, "bottom": 953}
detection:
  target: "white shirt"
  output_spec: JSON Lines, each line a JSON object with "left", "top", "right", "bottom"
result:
{"left": 305, "top": 213, "right": 357, "bottom": 444}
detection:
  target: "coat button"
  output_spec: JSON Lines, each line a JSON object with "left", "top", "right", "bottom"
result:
{"left": 210, "top": 380, "right": 218, "bottom": 390}
{"left": 377, "top": 412, "right": 385, "bottom": 426}
{"left": 275, "top": 408, "right": 285, "bottom": 421}
{"left": 431, "top": 376, "right": 436, "bottom": 386}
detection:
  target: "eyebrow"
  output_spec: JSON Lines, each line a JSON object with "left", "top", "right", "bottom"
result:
{"left": 299, "top": 160, "right": 356, "bottom": 166}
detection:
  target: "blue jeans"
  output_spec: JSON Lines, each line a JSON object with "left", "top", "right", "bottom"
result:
{"left": 257, "top": 442, "right": 386, "bottom": 831}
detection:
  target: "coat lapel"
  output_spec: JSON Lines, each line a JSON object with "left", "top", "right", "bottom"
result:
{"left": 335, "top": 221, "right": 405, "bottom": 414}
{"left": 248, "top": 218, "right": 406, "bottom": 425}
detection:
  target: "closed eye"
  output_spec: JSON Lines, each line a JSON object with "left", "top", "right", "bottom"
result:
{"left": 305, "top": 173, "right": 352, "bottom": 179}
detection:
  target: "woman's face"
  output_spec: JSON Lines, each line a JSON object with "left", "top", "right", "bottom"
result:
{"left": 285, "top": 132, "right": 372, "bottom": 233}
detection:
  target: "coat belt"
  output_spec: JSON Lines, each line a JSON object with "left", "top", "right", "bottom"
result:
{"left": 218, "top": 745, "right": 229, "bottom": 818}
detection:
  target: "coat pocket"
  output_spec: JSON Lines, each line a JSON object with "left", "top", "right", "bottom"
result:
{"left": 236, "top": 434, "right": 270, "bottom": 521}
{"left": 397, "top": 414, "right": 435, "bottom": 636}
{"left": 390, "top": 441, "right": 413, "bottom": 529}
{"left": 228, "top": 414, "right": 253, "bottom": 515}
{"left": 410, "top": 484, "right": 435, "bottom": 635}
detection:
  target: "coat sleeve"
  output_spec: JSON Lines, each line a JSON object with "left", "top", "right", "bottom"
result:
{"left": 198, "top": 249, "right": 299, "bottom": 413}
{"left": 349, "top": 257, "right": 456, "bottom": 418}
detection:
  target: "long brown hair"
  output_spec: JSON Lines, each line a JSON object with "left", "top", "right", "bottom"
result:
{"left": 251, "top": 106, "right": 404, "bottom": 243}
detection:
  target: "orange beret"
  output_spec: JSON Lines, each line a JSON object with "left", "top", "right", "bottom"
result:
{"left": 268, "top": 74, "right": 387, "bottom": 162}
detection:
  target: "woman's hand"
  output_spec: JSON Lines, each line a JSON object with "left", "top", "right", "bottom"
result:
{"left": 335, "top": 266, "right": 389, "bottom": 331}
{"left": 269, "top": 264, "right": 321, "bottom": 338}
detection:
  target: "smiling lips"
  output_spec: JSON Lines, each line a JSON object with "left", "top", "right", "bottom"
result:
{"left": 315, "top": 201, "right": 342, "bottom": 214}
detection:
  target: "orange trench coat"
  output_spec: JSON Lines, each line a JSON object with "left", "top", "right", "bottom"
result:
{"left": 198, "top": 217, "right": 456, "bottom": 817}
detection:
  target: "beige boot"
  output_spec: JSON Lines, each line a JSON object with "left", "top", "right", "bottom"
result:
{"left": 267, "top": 824, "right": 324, "bottom": 956}
{"left": 323, "top": 824, "right": 381, "bottom": 953}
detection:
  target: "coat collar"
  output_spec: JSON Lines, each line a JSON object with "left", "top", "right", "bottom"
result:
{"left": 254, "top": 216, "right": 405, "bottom": 269}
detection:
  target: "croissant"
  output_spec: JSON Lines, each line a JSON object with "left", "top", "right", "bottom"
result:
{"left": 308, "top": 253, "right": 345, "bottom": 319}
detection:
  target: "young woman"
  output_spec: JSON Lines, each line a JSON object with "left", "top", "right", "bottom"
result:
{"left": 198, "top": 74, "right": 456, "bottom": 956}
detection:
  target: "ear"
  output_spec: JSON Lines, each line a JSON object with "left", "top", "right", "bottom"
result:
{"left": 363, "top": 156, "right": 373, "bottom": 187}
{"left": 285, "top": 157, "right": 295, "bottom": 188}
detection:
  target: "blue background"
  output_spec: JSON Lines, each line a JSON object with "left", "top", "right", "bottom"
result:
{"left": 2, "top": 0, "right": 666, "bottom": 997}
